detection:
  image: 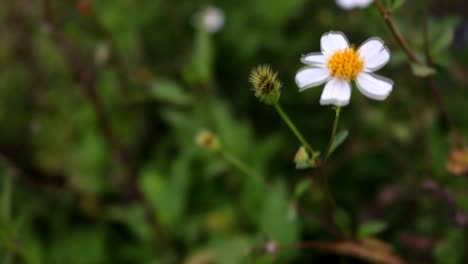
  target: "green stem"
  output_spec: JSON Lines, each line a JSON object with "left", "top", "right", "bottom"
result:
{"left": 325, "top": 106, "right": 341, "bottom": 161}
{"left": 221, "top": 150, "right": 267, "bottom": 187}
{"left": 274, "top": 103, "right": 314, "bottom": 154}
{"left": 321, "top": 106, "right": 346, "bottom": 238}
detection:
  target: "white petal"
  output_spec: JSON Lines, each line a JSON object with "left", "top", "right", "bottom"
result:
{"left": 357, "top": 0, "right": 373, "bottom": 7}
{"left": 321, "top": 31, "right": 350, "bottom": 57}
{"left": 358, "top": 38, "right": 390, "bottom": 71}
{"left": 336, "top": 0, "right": 357, "bottom": 9}
{"left": 356, "top": 72, "right": 393, "bottom": 101}
{"left": 295, "top": 67, "right": 330, "bottom": 91}
{"left": 337, "top": 0, "right": 373, "bottom": 9}
{"left": 301, "top": 52, "right": 327, "bottom": 66}
{"left": 320, "top": 78, "right": 351, "bottom": 106}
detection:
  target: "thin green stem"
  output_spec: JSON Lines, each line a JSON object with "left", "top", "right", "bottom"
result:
{"left": 221, "top": 150, "right": 268, "bottom": 187}
{"left": 325, "top": 106, "right": 341, "bottom": 161}
{"left": 274, "top": 103, "right": 314, "bottom": 154}
{"left": 321, "top": 106, "right": 345, "bottom": 238}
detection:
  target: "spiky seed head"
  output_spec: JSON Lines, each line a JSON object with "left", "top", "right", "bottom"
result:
{"left": 249, "top": 65, "right": 281, "bottom": 105}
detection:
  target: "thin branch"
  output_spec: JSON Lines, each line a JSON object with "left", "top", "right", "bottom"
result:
{"left": 422, "top": 0, "right": 455, "bottom": 130}
{"left": 374, "top": 0, "right": 454, "bottom": 130}
{"left": 374, "top": 0, "right": 420, "bottom": 63}
{"left": 278, "top": 240, "right": 405, "bottom": 264}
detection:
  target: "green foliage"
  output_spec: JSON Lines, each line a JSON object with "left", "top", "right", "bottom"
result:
{"left": 260, "top": 183, "right": 299, "bottom": 244}
{"left": 357, "top": 220, "right": 388, "bottom": 239}
{"left": 294, "top": 179, "right": 311, "bottom": 199}
{"left": 0, "top": 0, "right": 468, "bottom": 263}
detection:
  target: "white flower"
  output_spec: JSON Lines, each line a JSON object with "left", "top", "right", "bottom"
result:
{"left": 295, "top": 31, "right": 393, "bottom": 106}
{"left": 198, "top": 6, "right": 224, "bottom": 33}
{"left": 336, "top": 0, "right": 373, "bottom": 9}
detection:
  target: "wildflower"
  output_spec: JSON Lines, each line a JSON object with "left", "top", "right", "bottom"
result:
{"left": 295, "top": 31, "right": 393, "bottom": 106}
{"left": 249, "top": 65, "right": 282, "bottom": 105}
{"left": 336, "top": 0, "right": 373, "bottom": 9}
{"left": 197, "top": 6, "right": 225, "bottom": 33}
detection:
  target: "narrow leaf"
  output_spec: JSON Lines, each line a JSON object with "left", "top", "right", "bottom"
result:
{"left": 358, "top": 221, "right": 388, "bottom": 238}
{"left": 334, "top": 207, "right": 352, "bottom": 235}
{"left": 391, "top": 0, "right": 405, "bottom": 10}
{"left": 150, "top": 79, "right": 192, "bottom": 106}
{"left": 294, "top": 179, "right": 311, "bottom": 198}
{"left": 328, "top": 130, "right": 349, "bottom": 157}
{"left": 410, "top": 63, "right": 436, "bottom": 77}
{"left": 431, "top": 26, "right": 454, "bottom": 56}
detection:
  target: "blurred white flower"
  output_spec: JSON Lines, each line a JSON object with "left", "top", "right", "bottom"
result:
{"left": 336, "top": 0, "right": 373, "bottom": 9}
{"left": 197, "top": 6, "right": 224, "bottom": 33}
{"left": 295, "top": 31, "right": 393, "bottom": 106}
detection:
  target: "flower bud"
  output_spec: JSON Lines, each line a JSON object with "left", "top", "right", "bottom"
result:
{"left": 294, "top": 146, "right": 317, "bottom": 169}
{"left": 249, "top": 65, "right": 281, "bottom": 105}
{"left": 195, "top": 129, "right": 220, "bottom": 151}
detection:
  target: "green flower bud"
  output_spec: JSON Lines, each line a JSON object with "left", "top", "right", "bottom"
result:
{"left": 249, "top": 65, "right": 282, "bottom": 105}
{"left": 294, "top": 146, "right": 317, "bottom": 169}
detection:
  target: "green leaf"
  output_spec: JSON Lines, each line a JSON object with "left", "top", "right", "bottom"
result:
{"left": 260, "top": 183, "right": 299, "bottom": 243}
{"left": 431, "top": 23, "right": 455, "bottom": 56}
{"left": 334, "top": 207, "right": 352, "bottom": 235}
{"left": 391, "top": 0, "right": 405, "bottom": 10}
{"left": 357, "top": 221, "right": 388, "bottom": 238}
{"left": 183, "top": 29, "right": 214, "bottom": 85}
{"left": 211, "top": 237, "right": 250, "bottom": 264}
{"left": 294, "top": 179, "right": 311, "bottom": 199}
{"left": 149, "top": 79, "right": 192, "bottom": 106}
{"left": 50, "top": 229, "right": 105, "bottom": 264}
{"left": 328, "top": 130, "right": 349, "bottom": 158}
{"left": 410, "top": 63, "right": 436, "bottom": 77}
{"left": 139, "top": 153, "right": 193, "bottom": 232}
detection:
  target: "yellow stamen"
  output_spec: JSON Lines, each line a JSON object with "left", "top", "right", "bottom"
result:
{"left": 327, "top": 48, "right": 364, "bottom": 80}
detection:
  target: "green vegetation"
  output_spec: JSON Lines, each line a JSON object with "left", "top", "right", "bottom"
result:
{"left": 1, "top": 0, "right": 468, "bottom": 263}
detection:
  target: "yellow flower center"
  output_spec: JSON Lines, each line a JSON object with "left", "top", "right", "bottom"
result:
{"left": 327, "top": 48, "right": 364, "bottom": 80}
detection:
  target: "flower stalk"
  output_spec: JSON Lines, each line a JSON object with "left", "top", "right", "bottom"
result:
{"left": 321, "top": 106, "right": 346, "bottom": 238}
{"left": 221, "top": 150, "right": 261, "bottom": 180}
{"left": 249, "top": 65, "right": 315, "bottom": 155}
{"left": 274, "top": 103, "right": 315, "bottom": 154}
{"left": 196, "top": 129, "right": 268, "bottom": 187}
{"left": 326, "top": 106, "right": 342, "bottom": 160}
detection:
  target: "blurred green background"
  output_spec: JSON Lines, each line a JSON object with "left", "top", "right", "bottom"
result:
{"left": 1, "top": 0, "right": 468, "bottom": 263}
